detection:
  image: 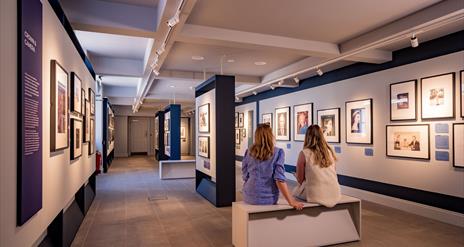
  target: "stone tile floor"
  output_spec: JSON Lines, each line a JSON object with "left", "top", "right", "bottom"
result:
{"left": 71, "top": 156, "right": 464, "bottom": 247}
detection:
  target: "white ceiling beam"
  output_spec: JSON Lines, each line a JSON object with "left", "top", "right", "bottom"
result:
{"left": 157, "top": 69, "right": 261, "bottom": 85}
{"left": 341, "top": 0, "right": 464, "bottom": 53}
{"left": 89, "top": 54, "right": 144, "bottom": 77}
{"left": 177, "top": 24, "right": 392, "bottom": 64}
{"left": 70, "top": 22, "right": 156, "bottom": 39}
{"left": 261, "top": 57, "right": 325, "bottom": 84}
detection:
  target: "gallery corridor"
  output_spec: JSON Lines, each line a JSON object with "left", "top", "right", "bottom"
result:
{"left": 69, "top": 156, "right": 463, "bottom": 247}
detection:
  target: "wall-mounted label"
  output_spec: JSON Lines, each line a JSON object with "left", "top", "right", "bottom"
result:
{"left": 286, "top": 143, "right": 291, "bottom": 149}
{"left": 364, "top": 148, "right": 374, "bottom": 156}
{"left": 435, "top": 123, "right": 449, "bottom": 134}
{"left": 334, "top": 146, "right": 341, "bottom": 153}
{"left": 435, "top": 135, "right": 449, "bottom": 150}
{"left": 435, "top": 151, "right": 449, "bottom": 161}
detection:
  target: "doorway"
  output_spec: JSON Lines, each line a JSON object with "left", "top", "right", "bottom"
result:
{"left": 129, "top": 117, "right": 149, "bottom": 155}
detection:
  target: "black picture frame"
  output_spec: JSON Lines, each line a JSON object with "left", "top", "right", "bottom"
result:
{"left": 261, "top": 113, "right": 273, "bottom": 128}
{"left": 386, "top": 124, "right": 430, "bottom": 160}
{"left": 345, "top": 98, "right": 373, "bottom": 144}
{"left": 293, "top": 103, "right": 313, "bottom": 142}
{"left": 198, "top": 103, "right": 210, "bottom": 133}
{"left": 198, "top": 136, "right": 210, "bottom": 158}
{"left": 235, "top": 112, "right": 239, "bottom": 128}
{"left": 89, "top": 88, "right": 95, "bottom": 116}
{"left": 70, "top": 72, "right": 82, "bottom": 115}
{"left": 89, "top": 118, "right": 95, "bottom": 155}
{"left": 84, "top": 100, "right": 90, "bottom": 143}
{"left": 70, "top": 118, "right": 83, "bottom": 160}
{"left": 238, "top": 113, "right": 244, "bottom": 128}
{"left": 81, "top": 88, "right": 86, "bottom": 115}
{"left": 420, "top": 72, "right": 455, "bottom": 120}
{"left": 275, "top": 106, "right": 291, "bottom": 141}
{"left": 453, "top": 123, "right": 464, "bottom": 168}
{"left": 389, "top": 80, "right": 417, "bottom": 121}
{"left": 50, "top": 60, "right": 69, "bottom": 151}
{"left": 317, "top": 107, "right": 341, "bottom": 143}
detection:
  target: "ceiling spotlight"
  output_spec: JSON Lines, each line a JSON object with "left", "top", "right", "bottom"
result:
{"left": 192, "top": 55, "right": 204, "bottom": 61}
{"left": 253, "top": 91, "right": 258, "bottom": 95}
{"left": 270, "top": 85, "right": 275, "bottom": 90}
{"left": 254, "top": 61, "right": 266, "bottom": 66}
{"left": 293, "top": 77, "right": 300, "bottom": 83}
{"left": 189, "top": 86, "right": 193, "bottom": 90}
{"left": 153, "top": 69, "right": 160, "bottom": 76}
{"left": 410, "top": 34, "right": 419, "bottom": 48}
{"left": 316, "top": 68, "right": 323, "bottom": 76}
{"left": 278, "top": 80, "right": 284, "bottom": 86}
{"left": 227, "top": 59, "right": 235, "bottom": 63}
{"left": 157, "top": 43, "right": 166, "bottom": 55}
{"left": 169, "top": 85, "right": 175, "bottom": 88}
{"left": 167, "top": 12, "right": 180, "bottom": 27}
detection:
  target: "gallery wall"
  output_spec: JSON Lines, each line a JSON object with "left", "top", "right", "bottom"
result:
{"left": 180, "top": 117, "right": 190, "bottom": 155}
{"left": 235, "top": 102, "right": 257, "bottom": 157}
{"left": 254, "top": 51, "right": 463, "bottom": 225}
{"left": 0, "top": 0, "right": 96, "bottom": 246}
{"left": 196, "top": 89, "right": 217, "bottom": 179}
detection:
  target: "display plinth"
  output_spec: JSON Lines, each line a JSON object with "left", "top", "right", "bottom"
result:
{"left": 195, "top": 75, "right": 235, "bottom": 207}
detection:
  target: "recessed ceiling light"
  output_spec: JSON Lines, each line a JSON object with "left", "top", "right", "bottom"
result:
{"left": 254, "top": 61, "right": 266, "bottom": 66}
{"left": 192, "top": 56, "right": 204, "bottom": 61}
{"left": 227, "top": 59, "right": 235, "bottom": 63}
{"left": 169, "top": 85, "right": 175, "bottom": 88}
{"left": 189, "top": 86, "right": 193, "bottom": 90}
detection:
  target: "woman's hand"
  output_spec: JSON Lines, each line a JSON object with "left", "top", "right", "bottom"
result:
{"left": 290, "top": 200, "right": 304, "bottom": 210}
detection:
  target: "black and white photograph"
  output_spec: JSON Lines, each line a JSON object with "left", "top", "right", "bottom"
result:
{"left": 262, "top": 113, "right": 272, "bottom": 128}
{"left": 421, "top": 72, "right": 455, "bottom": 119}
{"left": 294, "top": 103, "right": 313, "bottom": 141}
{"left": 390, "top": 80, "right": 417, "bottom": 121}
{"left": 50, "top": 60, "right": 69, "bottom": 151}
{"left": 238, "top": 113, "right": 244, "bottom": 128}
{"left": 71, "top": 118, "right": 83, "bottom": 160}
{"left": 317, "top": 108, "right": 340, "bottom": 143}
{"left": 235, "top": 129, "right": 241, "bottom": 145}
{"left": 386, "top": 124, "right": 430, "bottom": 159}
{"left": 198, "top": 136, "right": 210, "bottom": 158}
{"left": 198, "top": 103, "right": 210, "bottom": 133}
{"left": 453, "top": 123, "right": 464, "bottom": 167}
{"left": 89, "top": 88, "right": 95, "bottom": 115}
{"left": 346, "top": 98, "right": 373, "bottom": 144}
{"left": 235, "top": 112, "right": 239, "bottom": 128}
{"left": 275, "top": 107, "right": 290, "bottom": 141}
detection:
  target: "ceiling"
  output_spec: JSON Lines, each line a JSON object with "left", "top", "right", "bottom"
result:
{"left": 60, "top": 0, "right": 464, "bottom": 113}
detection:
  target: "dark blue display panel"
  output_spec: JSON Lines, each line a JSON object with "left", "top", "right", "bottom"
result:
{"left": 18, "top": 0, "right": 43, "bottom": 225}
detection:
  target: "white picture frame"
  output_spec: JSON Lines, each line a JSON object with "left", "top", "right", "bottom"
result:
{"left": 345, "top": 98, "right": 373, "bottom": 144}
{"left": 198, "top": 103, "right": 210, "bottom": 133}
{"left": 275, "top": 107, "right": 290, "bottom": 141}
{"left": 453, "top": 123, "right": 464, "bottom": 168}
{"left": 421, "top": 72, "right": 455, "bottom": 120}
{"left": 390, "top": 80, "right": 417, "bottom": 121}
{"left": 198, "top": 136, "right": 210, "bottom": 158}
{"left": 293, "top": 103, "right": 313, "bottom": 141}
{"left": 386, "top": 124, "right": 430, "bottom": 160}
{"left": 50, "top": 60, "right": 69, "bottom": 151}
{"left": 317, "top": 108, "right": 340, "bottom": 143}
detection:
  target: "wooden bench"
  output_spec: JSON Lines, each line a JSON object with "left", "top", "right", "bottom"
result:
{"left": 159, "top": 160, "right": 195, "bottom": 179}
{"left": 232, "top": 195, "right": 361, "bottom": 247}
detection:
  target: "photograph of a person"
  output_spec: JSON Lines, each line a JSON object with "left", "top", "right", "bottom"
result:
{"left": 386, "top": 124, "right": 429, "bottom": 159}
{"left": 317, "top": 108, "right": 340, "bottom": 143}
{"left": 421, "top": 72, "right": 455, "bottom": 119}
{"left": 262, "top": 113, "right": 272, "bottom": 128}
{"left": 71, "top": 73, "right": 82, "bottom": 114}
{"left": 275, "top": 107, "right": 290, "bottom": 141}
{"left": 294, "top": 103, "right": 312, "bottom": 141}
{"left": 390, "top": 80, "right": 417, "bottom": 121}
{"left": 198, "top": 136, "right": 209, "bottom": 158}
{"left": 70, "top": 119, "right": 83, "bottom": 160}
{"left": 198, "top": 103, "right": 210, "bottom": 133}
{"left": 346, "top": 98, "right": 372, "bottom": 144}
{"left": 51, "top": 60, "right": 69, "bottom": 151}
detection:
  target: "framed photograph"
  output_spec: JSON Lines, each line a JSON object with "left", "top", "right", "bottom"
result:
{"left": 84, "top": 100, "right": 91, "bottom": 143}
{"left": 275, "top": 107, "right": 290, "bottom": 141}
{"left": 81, "top": 88, "right": 86, "bottom": 114}
{"left": 238, "top": 113, "right": 244, "bottom": 128}
{"left": 460, "top": 70, "right": 463, "bottom": 118}
{"left": 198, "top": 103, "right": 210, "bottom": 133}
{"left": 453, "top": 123, "right": 464, "bottom": 167}
{"left": 89, "top": 88, "right": 95, "bottom": 115}
{"left": 50, "top": 60, "right": 69, "bottom": 151}
{"left": 181, "top": 126, "right": 186, "bottom": 139}
{"left": 89, "top": 118, "right": 95, "bottom": 155}
{"left": 235, "top": 129, "right": 241, "bottom": 144}
{"left": 386, "top": 124, "right": 430, "bottom": 160}
{"left": 317, "top": 108, "right": 340, "bottom": 143}
{"left": 70, "top": 118, "right": 83, "bottom": 160}
{"left": 345, "top": 98, "right": 373, "bottom": 144}
{"left": 262, "top": 113, "right": 273, "bottom": 128}
{"left": 421, "top": 72, "right": 455, "bottom": 120}
{"left": 70, "top": 72, "right": 82, "bottom": 114}
{"left": 198, "top": 136, "right": 210, "bottom": 158}
{"left": 242, "top": 128, "right": 246, "bottom": 138}
{"left": 294, "top": 103, "right": 313, "bottom": 141}
{"left": 235, "top": 112, "right": 239, "bottom": 128}
{"left": 390, "top": 80, "right": 417, "bottom": 121}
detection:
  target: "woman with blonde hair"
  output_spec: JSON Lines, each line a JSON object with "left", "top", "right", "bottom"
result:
{"left": 242, "top": 124, "right": 303, "bottom": 209}
{"left": 293, "top": 124, "right": 341, "bottom": 207}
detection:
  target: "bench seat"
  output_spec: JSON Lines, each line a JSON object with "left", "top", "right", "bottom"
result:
{"left": 159, "top": 160, "right": 195, "bottom": 179}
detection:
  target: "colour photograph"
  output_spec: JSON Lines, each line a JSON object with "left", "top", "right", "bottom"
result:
{"left": 71, "top": 119, "right": 83, "bottom": 160}
{"left": 262, "top": 113, "right": 272, "bottom": 128}
{"left": 198, "top": 136, "right": 209, "bottom": 158}
{"left": 386, "top": 124, "right": 429, "bottom": 159}
{"left": 390, "top": 80, "right": 417, "bottom": 121}
{"left": 318, "top": 108, "right": 340, "bottom": 143}
{"left": 346, "top": 99, "right": 372, "bottom": 144}
{"left": 421, "top": 72, "right": 455, "bottom": 119}
{"left": 51, "top": 60, "right": 69, "bottom": 151}
{"left": 275, "top": 107, "right": 290, "bottom": 141}
{"left": 294, "top": 103, "right": 312, "bottom": 141}
{"left": 71, "top": 73, "right": 82, "bottom": 114}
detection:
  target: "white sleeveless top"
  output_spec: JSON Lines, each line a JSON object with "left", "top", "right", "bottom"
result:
{"left": 297, "top": 148, "right": 341, "bottom": 207}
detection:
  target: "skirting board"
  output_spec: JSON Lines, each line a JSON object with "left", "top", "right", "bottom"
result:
{"left": 340, "top": 185, "right": 464, "bottom": 227}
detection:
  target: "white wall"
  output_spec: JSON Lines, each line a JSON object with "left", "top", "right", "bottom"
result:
{"left": 259, "top": 51, "right": 464, "bottom": 198}
{"left": 114, "top": 116, "right": 128, "bottom": 157}
{"left": 0, "top": 0, "right": 96, "bottom": 246}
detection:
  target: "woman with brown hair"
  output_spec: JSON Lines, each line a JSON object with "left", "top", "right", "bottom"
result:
{"left": 293, "top": 124, "right": 341, "bottom": 207}
{"left": 242, "top": 124, "right": 303, "bottom": 209}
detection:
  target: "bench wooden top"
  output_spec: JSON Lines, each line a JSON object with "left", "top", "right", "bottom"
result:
{"left": 233, "top": 195, "right": 360, "bottom": 213}
{"left": 159, "top": 160, "right": 195, "bottom": 164}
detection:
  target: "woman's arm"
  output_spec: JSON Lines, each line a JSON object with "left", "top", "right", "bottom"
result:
{"left": 296, "top": 151, "right": 306, "bottom": 184}
{"left": 276, "top": 181, "right": 303, "bottom": 210}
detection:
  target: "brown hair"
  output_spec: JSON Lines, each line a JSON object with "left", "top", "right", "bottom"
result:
{"left": 303, "top": 125, "right": 336, "bottom": 168}
{"left": 249, "top": 124, "right": 275, "bottom": 161}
